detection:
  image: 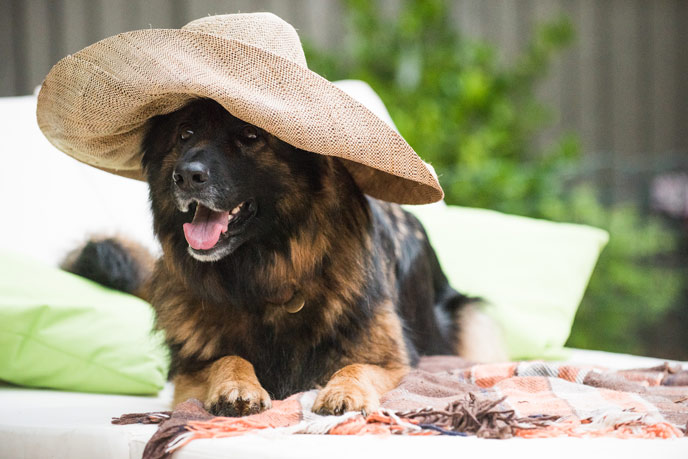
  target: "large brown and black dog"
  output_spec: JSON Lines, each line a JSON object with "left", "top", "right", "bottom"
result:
{"left": 65, "top": 98, "right": 504, "bottom": 417}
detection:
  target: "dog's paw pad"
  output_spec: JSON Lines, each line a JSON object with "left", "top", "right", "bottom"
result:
{"left": 206, "top": 382, "right": 271, "bottom": 417}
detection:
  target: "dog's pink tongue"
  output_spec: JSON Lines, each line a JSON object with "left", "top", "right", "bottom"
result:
{"left": 183, "top": 205, "right": 230, "bottom": 251}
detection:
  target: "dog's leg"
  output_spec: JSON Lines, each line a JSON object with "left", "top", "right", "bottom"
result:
{"left": 173, "top": 356, "right": 272, "bottom": 416}
{"left": 312, "top": 364, "right": 408, "bottom": 415}
{"left": 172, "top": 371, "right": 208, "bottom": 407}
{"left": 455, "top": 302, "right": 508, "bottom": 363}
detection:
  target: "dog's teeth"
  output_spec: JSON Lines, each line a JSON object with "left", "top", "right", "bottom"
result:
{"left": 231, "top": 205, "right": 241, "bottom": 215}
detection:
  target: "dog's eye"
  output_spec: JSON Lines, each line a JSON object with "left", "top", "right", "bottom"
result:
{"left": 180, "top": 129, "right": 194, "bottom": 141}
{"left": 241, "top": 125, "right": 259, "bottom": 140}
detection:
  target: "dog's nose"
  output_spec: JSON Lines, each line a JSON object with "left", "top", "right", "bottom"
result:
{"left": 173, "top": 161, "right": 210, "bottom": 191}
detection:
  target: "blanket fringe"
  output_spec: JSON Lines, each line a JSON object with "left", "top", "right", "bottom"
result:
{"left": 516, "top": 409, "right": 685, "bottom": 439}
{"left": 397, "top": 393, "right": 558, "bottom": 439}
{"left": 516, "top": 419, "right": 684, "bottom": 439}
{"left": 329, "top": 410, "right": 433, "bottom": 436}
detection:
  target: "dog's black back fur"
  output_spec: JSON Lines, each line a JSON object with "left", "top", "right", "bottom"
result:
{"left": 62, "top": 238, "right": 142, "bottom": 292}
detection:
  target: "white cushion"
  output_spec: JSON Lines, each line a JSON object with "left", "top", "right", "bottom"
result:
{"left": 0, "top": 95, "right": 158, "bottom": 266}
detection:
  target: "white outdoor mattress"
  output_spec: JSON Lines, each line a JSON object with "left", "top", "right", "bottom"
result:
{"left": 1, "top": 349, "right": 687, "bottom": 459}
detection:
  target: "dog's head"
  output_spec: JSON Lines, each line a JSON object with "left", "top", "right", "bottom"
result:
{"left": 142, "top": 98, "right": 330, "bottom": 262}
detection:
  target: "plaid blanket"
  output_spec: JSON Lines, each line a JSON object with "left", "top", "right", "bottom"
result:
{"left": 113, "top": 357, "right": 688, "bottom": 459}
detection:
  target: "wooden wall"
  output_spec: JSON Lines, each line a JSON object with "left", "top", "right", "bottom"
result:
{"left": 2, "top": 0, "right": 687, "bottom": 205}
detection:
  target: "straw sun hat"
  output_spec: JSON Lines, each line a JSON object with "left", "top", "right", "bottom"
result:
{"left": 37, "top": 12, "right": 443, "bottom": 204}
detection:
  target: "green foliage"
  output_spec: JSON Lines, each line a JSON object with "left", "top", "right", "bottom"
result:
{"left": 544, "top": 188, "right": 681, "bottom": 355}
{"left": 307, "top": 0, "right": 579, "bottom": 216}
{"left": 304, "top": 0, "right": 682, "bottom": 356}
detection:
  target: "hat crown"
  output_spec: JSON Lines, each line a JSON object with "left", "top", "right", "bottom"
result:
{"left": 37, "top": 13, "right": 444, "bottom": 204}
{"left": 182, "top": 13, "right": 308, "bottom": 67}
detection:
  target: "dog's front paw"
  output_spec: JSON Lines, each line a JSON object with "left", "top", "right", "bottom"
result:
{"left": 312, "top": 382, "right": 379, "bottom": 416}
{"left": 206, "top": 380, "right": 272, "bottom": 417}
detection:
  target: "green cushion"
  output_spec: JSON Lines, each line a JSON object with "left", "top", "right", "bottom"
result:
{"left": 407, "top": 204, "right": 609, "bottom": 360}
{"left": 0, "top": 250, "right": 168, "bottom": 394}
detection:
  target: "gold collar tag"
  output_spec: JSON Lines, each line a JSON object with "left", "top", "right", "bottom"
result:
{"left": 283, "top": 292, "right": 305, "bottom": 314}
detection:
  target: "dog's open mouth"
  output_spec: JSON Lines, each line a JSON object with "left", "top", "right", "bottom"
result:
{"left": 183, "top": 199, "right": 256, "bottom": 252}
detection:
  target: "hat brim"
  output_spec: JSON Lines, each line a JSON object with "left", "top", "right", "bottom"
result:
{"left": 37, "top": 28, "right": 443, "bottom": 204}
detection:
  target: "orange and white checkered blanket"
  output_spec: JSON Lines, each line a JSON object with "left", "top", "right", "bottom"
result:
{"left": 113, "top": 357, "right": 688, "bottom": 459}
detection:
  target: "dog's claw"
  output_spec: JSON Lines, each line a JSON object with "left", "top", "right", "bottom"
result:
{"left": 206, "top": 382, "right": 272, "bottom": 417}
{"left": 312, "top": 384, "right": 379, "bottom": 416}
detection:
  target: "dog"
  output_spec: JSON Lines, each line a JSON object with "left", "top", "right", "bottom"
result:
{"left": 64, "top": 98, "right": 505, "bottom": 416}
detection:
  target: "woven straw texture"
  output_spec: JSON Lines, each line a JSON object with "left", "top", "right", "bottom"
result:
{"left": 36, "top": 13, "right": 443, "bottom": 204}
